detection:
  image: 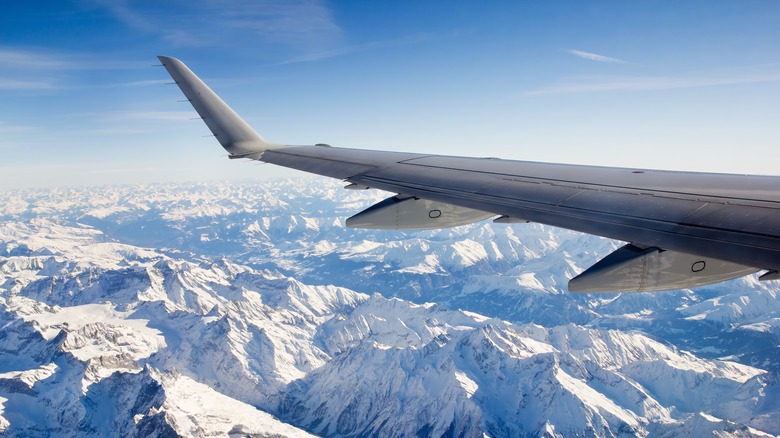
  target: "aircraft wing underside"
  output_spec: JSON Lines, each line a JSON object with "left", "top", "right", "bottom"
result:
{"left": 159, "top": 56, "right": 780, "bottom": 292}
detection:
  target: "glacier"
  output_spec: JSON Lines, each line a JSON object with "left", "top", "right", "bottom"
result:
{"left": 0, "top": 178, "right": 778, "bottom": 437}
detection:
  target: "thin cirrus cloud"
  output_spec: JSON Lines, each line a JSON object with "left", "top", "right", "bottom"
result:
{"left": 0, "top": 49, "right": 73, "bottom": 69}
{"left": 0, "top": 76, "right": 169, "bottom": 91}
{"left": 0, "top": 48, "right": 148, "bottom": 71}
{"left": 525, "top": 69, "right": 780, "bottom": 96}
{"left": 93, "top": 0, "right": 342, "bottom": 48}
{"left": 568, "top": 49, "right": 626, "bottom": 64}
{"left": 0, "top": 48, "right": 168, "bottom": 90}
{"left": 0, "top": 123, "right": 32, "bottom": 133}
{"left": 102, "top": 111, "right": 197, "bottom": 122}
{"left": 0, "top": 49, "right": 67, "bottom": 90}
{"left": 0, "top": 77, "right": 55, "bottom": 90}
{"left": 99, "top": 79, "right": 170, "bottom": 88}
{"left": 279, "top": 33, "right": 437, "bottom": 64}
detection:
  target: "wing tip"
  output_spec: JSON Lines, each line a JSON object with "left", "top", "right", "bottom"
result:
{"left": 157, "top": 55, "right": 284, "bottom": 156}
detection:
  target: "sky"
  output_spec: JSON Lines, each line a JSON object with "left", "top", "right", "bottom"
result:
{"left": 1, "top": 0, "right": 779, "bottom": 189}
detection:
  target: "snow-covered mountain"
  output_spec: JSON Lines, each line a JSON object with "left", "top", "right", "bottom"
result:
{"left": 0, "top": 178, "right": 778, "bottom": 437}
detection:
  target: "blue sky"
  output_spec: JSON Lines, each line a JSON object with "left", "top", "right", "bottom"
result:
{"left": 1, "top": 1, "right": 779, "bottom": 189}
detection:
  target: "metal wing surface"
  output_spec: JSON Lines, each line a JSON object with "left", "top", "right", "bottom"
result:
{"left": 158, "top": 56, "right": 780, "bottom": 292}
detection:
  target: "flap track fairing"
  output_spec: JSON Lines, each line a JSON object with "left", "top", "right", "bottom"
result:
{"left": 346, "top": 196, "right": 494, "bottom": 230}
{"left": 568, "top": 244, "right": 758, "bottom": 293}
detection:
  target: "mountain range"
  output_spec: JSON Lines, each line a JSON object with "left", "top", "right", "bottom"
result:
{"left": 1, "top": 178, "right": 778, "bottom": 437}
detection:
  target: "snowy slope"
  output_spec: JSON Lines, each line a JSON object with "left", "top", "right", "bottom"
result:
{"left": 0, "top": 179, "right": 779, "bottom": 437}
{"left": 5, "top": 179, "right": 777, "bottom": 371}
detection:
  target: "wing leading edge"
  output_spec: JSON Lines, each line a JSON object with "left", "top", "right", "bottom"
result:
{"left": 158, "top": 56, "right": 780, "bottom": 292}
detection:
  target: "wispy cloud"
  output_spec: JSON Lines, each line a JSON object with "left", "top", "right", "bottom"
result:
{"left": 220, "top": 0, "right": 341, "bottom": 46}
{"left": 0, "top": 49, "right": 76, "bottom": 90}
{"left": 524, "top": 68, "right": 780, "bottom": 96}
{"left": 0, "top": 163, "right": 90, "bottom": 172}
{"left": 0, "top": 50, "right": 73, "bottom": 69}
{"left": 0, "top": 123, "right": 33, "bottom": 134}
{"left": 568, "top": 49, "right": 626, "bottom": 64}
{"left": 0, "top": 48, "right": 149, "bottom": 71}
{"left": 0, "top": 77, "right": 55, "bottom": 90}
{"left": 100, "top": 79, "right": 170, "bottom": 88}
{"left": 102, "top": 111, "right": 197, "bottom": 122}
{"left": 0, "top": 48, "right": 161, "bottom": 91}
{"left": 279, "top": 33, "right": 435, "bottom": 64}
{"left": 87, "top": 166, "right": 194, "bottom": 174}
{"left": 92, "top": 0, "right": 342, "bottom": 49}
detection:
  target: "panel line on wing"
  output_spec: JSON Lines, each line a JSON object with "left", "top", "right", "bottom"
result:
{"left": 355, "top": 174, "right": 780, "bottom": 248}
{"left": 397, "top": 158, "right": 780, "bottom": 207}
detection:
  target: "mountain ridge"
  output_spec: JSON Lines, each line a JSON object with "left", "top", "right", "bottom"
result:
{"left": 1, "top": 179, "right": 778, "bottom": 437}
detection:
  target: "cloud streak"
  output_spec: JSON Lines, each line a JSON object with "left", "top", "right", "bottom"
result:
{"left": 525, "top": 70, "right": 780, "bottom": 96}
{"left": 0, "top": 124, "right": 32, "bottom": 135}
{"left": 87, "top": 166, "right": 195, "bottom": 174}
{"left": 0, "top": 50, "right": 72, "bottom": 69}
{"left": 568, "top": 49, "right": 626, "bottom": 64}
{"left": 278, "top": 33, "right": 436, "bottom": 64}
{"left": 101, "top": 79, "right": 170, "bottom": 88}
{"left": 0, "top": 48, "right": 162, "bottom": 91}
{"left": 102, "top": 111, "right": 197, "bottom": 122}
{"left": 0, "top": 77, "right": 55, "bottom": 90}
{"left": 93, "top": 0, "right": 342, "bottom": 49}
{"left": 0, "top": 48, "right": 149, "bottom": 71}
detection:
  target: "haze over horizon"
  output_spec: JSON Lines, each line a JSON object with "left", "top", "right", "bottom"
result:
{"left": 1, "top": 1, "right": 779, "bottom": 189}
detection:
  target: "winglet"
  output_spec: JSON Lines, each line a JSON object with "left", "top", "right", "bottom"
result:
{"left": 157, "top": 56, "right": 279, "bottom": 157}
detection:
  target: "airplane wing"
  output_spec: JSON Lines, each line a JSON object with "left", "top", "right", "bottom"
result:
{"left": 158, "top": 56, "right": 780, "bottom": 293}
